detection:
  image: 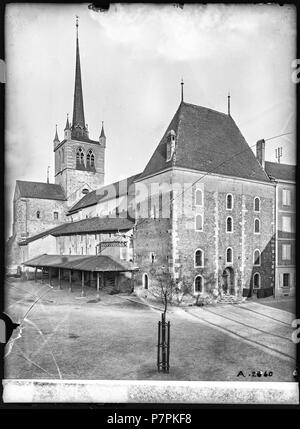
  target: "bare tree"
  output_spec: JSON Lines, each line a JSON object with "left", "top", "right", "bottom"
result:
{"left": 150, "top": 267, "right": 175, "bottom": 314}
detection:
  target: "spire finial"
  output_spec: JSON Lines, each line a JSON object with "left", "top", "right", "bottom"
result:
{"left": 100, "top": 121, "right": 106, "bottom": 139}
{"left": 53, "top": 124, "right": 60, "bottom": 142}
{"left": 227, "top": 90, "right": 231, "bottom": 116}
{"left": 47, "top": 166, "right": 50, "bottom": 184}
{"left": 181, "top": 78, "right": 184, "bottom": 102}
{"left": 72, "top": 15, "right": 88, "bottom": 140}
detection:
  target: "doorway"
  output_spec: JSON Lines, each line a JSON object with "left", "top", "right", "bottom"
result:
{"left": 222, "top": 267, "right": 235, "bottom": 295}
{"left": 143, "top": 273, "right": 149, "bottom": 290}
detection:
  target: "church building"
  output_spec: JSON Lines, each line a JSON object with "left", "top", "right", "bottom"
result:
{"left": 6, "top": 20, "right": 295, "bottom": 300}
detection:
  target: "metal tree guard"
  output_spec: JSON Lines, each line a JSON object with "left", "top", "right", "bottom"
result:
{"left": 157, "top": 312, "right": 170, "bottom": 373}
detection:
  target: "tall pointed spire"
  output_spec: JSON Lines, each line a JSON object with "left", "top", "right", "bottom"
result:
{"left": 99, "top": 121, "right": 106, "bottom": 146}
{"left": 100, "top": 121, "right": 106, "bottom": 138}
{"left": 227, "top": 91, "right": 231, "bottom": 116}
{"left": 72, "top": 16, "right": 88, "bottom": 140}
{"left": 181, "top": 78, "right": 184, "bottom": 102}
{"left": 53, "top": 124, "right": 60, "bottom": 142}
{"left": 64, "top": 113, "right": 70, "bottom": 130}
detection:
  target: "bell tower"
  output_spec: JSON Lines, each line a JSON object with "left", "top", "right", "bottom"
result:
{"left": 53, "top": 17, "right": 105, "bottom": 204}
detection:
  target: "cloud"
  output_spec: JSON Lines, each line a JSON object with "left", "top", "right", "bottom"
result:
{"left": 89, "top": 4, "right": 296, "bottom": 62}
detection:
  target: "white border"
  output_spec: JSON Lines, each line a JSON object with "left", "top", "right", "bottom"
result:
{"left": 2, "top": 380, "right": 298, "bottom": 404}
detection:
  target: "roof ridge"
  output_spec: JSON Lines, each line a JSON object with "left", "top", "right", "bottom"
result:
{"left": 182, "top": 101, "right": 229, "bottom": 118}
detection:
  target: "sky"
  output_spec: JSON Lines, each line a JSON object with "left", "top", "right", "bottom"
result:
{"left": 5, "top": 3, "right": 297, "bottom": 237}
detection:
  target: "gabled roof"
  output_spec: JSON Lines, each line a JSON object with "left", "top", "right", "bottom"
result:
{"left": 22, "top": 254, "right": 138, "bottom": 272}
{"left": 16, "top": 180, "right": 66, "bottom": 201}
{"left": 265, "top": 161, "right": 296, "bottom": 182}
{"left": 137, "top": 101, "right": 270, "bottom": 183}
{"left": 19, "top": 216, "right": 134, "bottom": 245}
{"left": 68, "top": 172, "right": 141, "bottom": 213}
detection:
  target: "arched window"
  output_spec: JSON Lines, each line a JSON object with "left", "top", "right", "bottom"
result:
{"left": 226, "top": 216, "right": 233, "bottom": 232}
{"left": 166, "top": 130, "right": 176, "bottom": 162}
{"left": 254, "top": 218, "right": 260, "bottom": 234}
{"left": 253, "top": 272, "right": 261, "bottom": 289}
{"left": 195, "top": 249, "right": 204, "bottom": 267}
{"left": 194, "top": 275, "right": 203, "bottom": 294}
{"left": 253, "top": 249, "right": 261, "bottom": 266}
{"left": 143, "top": 273, "right": 149, "bottom": 290}
{"left": 53, "top": 212, "right": 58, "bottom": 220}
{"left": 226, "top": 194, "right": 233, "bottom": 210}
{"left": 195, "top": 214, "right": 203, "bottom": 231}
{"left": 87, "top": 149, "right": 95, "bottom": 168}
{"left": 195, "top": 189, "right": 203, "bottom": 206}
{"left": 76, "top": 147, "right": 84, "bottom": 165}
{"left": 226, "top": 247, "right": 233, "bottom": 264}
{"left": 254, "top": 197, "right": 260, "bottom": 212}
{"left": 36, "top": 211, "right": 40, "bottom": 219}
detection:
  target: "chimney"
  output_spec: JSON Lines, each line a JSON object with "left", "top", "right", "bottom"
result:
{"left": 256, "top": 139, "right": 265, "bottom": 169}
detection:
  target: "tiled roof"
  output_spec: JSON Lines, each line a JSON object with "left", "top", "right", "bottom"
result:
{"left": 137, "top": 102, "right": 270, "bottom": 182}
{"left": 69, "top": 173, "right": 141, "bottom": 213}
{"left": 23, "top": 254, "right": 138, "bottom": 272}
{"left": 51, "top": 217, "right": 134, "bottom": 236}
{"left": 20, "top": 217, "right": 134, "bottom": 244}
{"left": 16, "top": 181, "right": 66, "bottom": 201}
{"left": 265, "top": 161, "right": 296, "bottom": 182}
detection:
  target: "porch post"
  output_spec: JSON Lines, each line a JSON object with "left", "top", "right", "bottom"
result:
{"left": 58, "top": 268, "right": 62, "bottom": 290}
{"left": 96, "top": 272, "right": 100, "bottom": 300}
{"left": 49, "top": 267, "right": 52, "bottom": 286}
{"left": 34, "top": 267, "right": 37, "bottom": 282}
{"left": 69, "top": 270, "right": 73, "bottom": 293}
{"left": 115, "top": 273, "right": 120, "bottom": 292}
{"left": 81, "top": 271, "right": 86, "bottom": 297}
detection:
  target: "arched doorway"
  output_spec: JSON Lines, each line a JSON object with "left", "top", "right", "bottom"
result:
{"left": 222, "top": 267, "right": 235, "bottom": 295}
{"left": 143, "top": 273, "right": 148, "bottom": 290}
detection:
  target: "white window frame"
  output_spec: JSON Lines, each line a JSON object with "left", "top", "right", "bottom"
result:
{"left": 282, "top": 216, "right": 292, "bottom": 233}
{"left": 226, "top": 247, "right": 233, "bottom": 264}
{"left": 226, "top": 193, "right": 233, "bottom": 210}
{"left": 195, "top": 189, "right": 203, "bottom": 207}
{"left": 253, "top": 196, "right": 260, "bottom": 212}
{"left": 253, "top": 272, "right": 261, "bottom": 289}
{"left": 195, "top": 214, "right": 203, "bottom": 231}
{"left": 253, "top": 249, "right": 261, "bottom": 266}
{"left": 194, "top": 275, "right": 203, "bottom": 294}
{"left": 194, "top": 248, "right": 204, "bottom": 268}
{"left": 226, "top": 216, "right": 233, "bottom": 233}
{"left": 254, "top": 218, "right": 260, "bottom": 234}
{"left": 282, "top": 189, "right": 291, "bottom": 206}
{"left": 282, "top": 244, "right": 291, "bottom": 261}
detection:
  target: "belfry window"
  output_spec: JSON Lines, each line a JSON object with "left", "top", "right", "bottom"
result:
{"left": 87, "top": 149, "right": 95, "bottom": 168}
{"left": 76, "top": 147, "right": 84, "bottom": 165}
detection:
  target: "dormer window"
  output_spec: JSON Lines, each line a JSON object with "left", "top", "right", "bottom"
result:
{"left": 166, "top": 130, "right": 176, "bottom": 162}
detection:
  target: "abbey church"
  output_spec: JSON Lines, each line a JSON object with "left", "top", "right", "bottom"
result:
{"left": 6, "top": 22, "right": 296, "bottom": 300}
